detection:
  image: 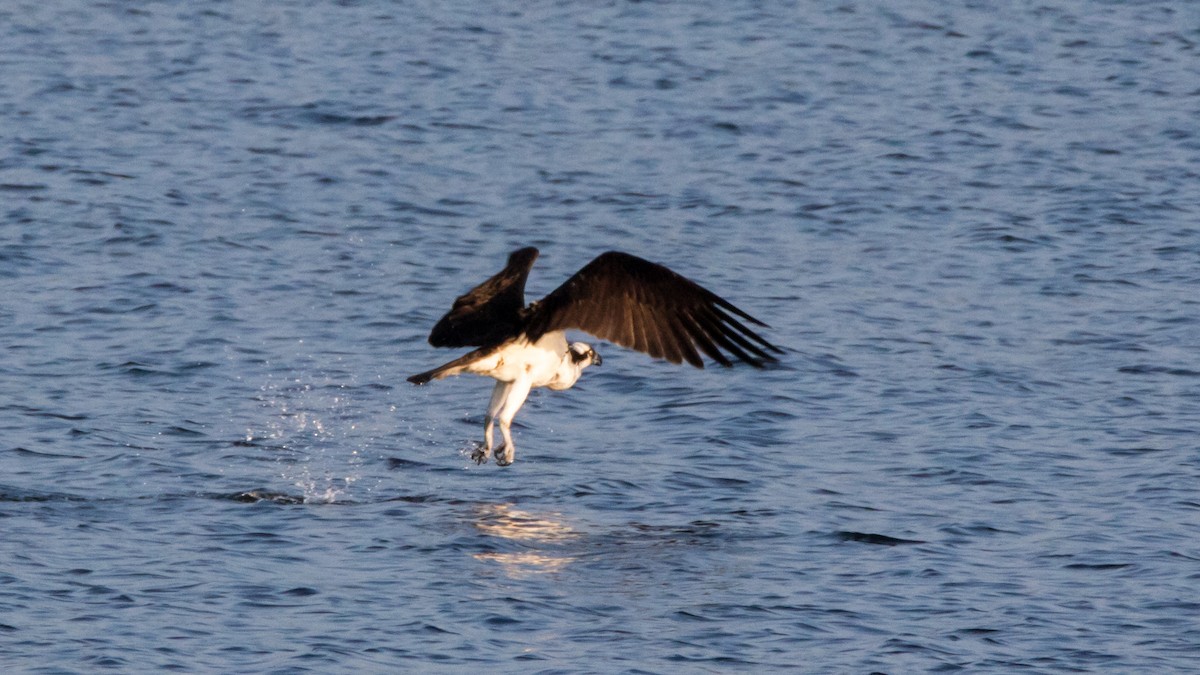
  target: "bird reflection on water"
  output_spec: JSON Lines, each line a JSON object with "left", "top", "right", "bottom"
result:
{"left": 471, "top": 503, "right": 578, "bottom": 577}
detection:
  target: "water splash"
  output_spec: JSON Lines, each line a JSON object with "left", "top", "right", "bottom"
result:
{"left": 246, "top": 368, "right": 381, "bottom": 503}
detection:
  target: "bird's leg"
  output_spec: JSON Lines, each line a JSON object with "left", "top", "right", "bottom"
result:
{"left": 494, "top": 378, "right": 532, "bottom": 467}
{"left": 476, "top": 381, "right": 510, "bottom": 464}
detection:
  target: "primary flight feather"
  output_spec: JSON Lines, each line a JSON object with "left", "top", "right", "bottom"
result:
{"left": 409, "top": 247, "right": 782, "bottom": 466}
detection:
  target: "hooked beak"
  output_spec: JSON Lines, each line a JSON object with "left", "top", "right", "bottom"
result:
{"left": 591, "top": 351, "right": 602, "bottom": 366}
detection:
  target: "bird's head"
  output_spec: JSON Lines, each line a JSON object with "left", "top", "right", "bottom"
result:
{"left": 568, "top": 342, "right": 602, "bottom": 368}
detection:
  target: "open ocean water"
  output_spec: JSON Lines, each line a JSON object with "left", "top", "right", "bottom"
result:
{"left": 2, "top": 1, "right": 1199, "bottom": 672}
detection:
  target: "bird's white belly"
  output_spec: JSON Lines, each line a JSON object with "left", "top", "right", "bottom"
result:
{"left": 467, "top": 333, "right": 568, "bottom": 387}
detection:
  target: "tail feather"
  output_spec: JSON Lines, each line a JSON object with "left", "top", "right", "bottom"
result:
{"left": 406, "top": 369, "right": 441, "bottom": 386}
{"left": 407, "top": 347, "right": 490, "bottom": 385}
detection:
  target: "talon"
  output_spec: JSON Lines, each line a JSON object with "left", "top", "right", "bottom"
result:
{"left": 470, "top": 442, "right": 489, "bottom": 464}
{"left": 494, "top": 446, "right": 514, "bottom": 467}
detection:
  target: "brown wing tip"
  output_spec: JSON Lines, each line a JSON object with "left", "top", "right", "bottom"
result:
{"left": 508, "top": 246, "right": 539, "bottom": 266}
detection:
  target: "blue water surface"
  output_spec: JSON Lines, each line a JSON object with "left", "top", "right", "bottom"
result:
{"left": 2, "top": 1, "right": 1199, "bottom": 672}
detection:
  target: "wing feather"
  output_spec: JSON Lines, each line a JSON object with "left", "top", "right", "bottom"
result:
{"left": 524, "top": 251, "right": 781, "bottom": 368}
{"left": 665, "top": 316, "right": 704, "bottom": 367}
{"left": 681, "top": 311, "right": 731, "bottom": 367}
{"left": 630, "top": 301, "right": 652, "bottom": 357}
{"left": 643, "top": 307, "right": 668, "bottom": 362}
{"left": 617, "top": 296, "right": 635, "bottom": 348}
{"left": 686, "top": 312, "right": 729, "bottom": 365}
{"left": 692, "top": 308, "right": 757, "bottom": 366}
{"left": 643, "top": 303, "right": 670, "bottom": 361}
{"left": 709, "top": 307, "right": 777, "bottom": 360}
{"left": 639, "top": 279, "right": 674, "bottom": 361}
{"left": 428, "top": 247, "right": 539, "bottom": 348}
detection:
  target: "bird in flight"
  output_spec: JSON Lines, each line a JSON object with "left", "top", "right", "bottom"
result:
{"left": 408, "top": 247, "right": 782, "bottom": 466}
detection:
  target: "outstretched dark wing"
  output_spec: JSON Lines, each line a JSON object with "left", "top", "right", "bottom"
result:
{"left": 523, "top": 251, "right": 783, "bottom": 368}
{"left": 427, "top": 247, "right": 539, "bottom": 348}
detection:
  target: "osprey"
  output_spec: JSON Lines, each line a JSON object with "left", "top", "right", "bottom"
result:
{"left": 408, "top": 247, "right": 782, "bottom": 466}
